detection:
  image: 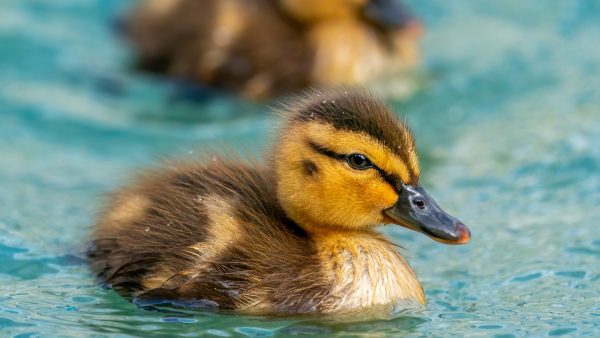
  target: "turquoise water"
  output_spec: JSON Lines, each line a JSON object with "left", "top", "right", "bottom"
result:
{"left": 1, "top": 0, "right": 599, "bottom": 336}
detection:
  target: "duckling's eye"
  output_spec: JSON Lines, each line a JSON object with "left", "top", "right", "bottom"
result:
{"left": 346, "top": 154, "right": 373, "bottom": 170}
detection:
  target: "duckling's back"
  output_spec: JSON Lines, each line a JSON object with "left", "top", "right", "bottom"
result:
{"left": 88, "top": 158, "right": 330, "bottom": 313}
{"left": 125, "top": 0, "right": 312, "bottom": 99}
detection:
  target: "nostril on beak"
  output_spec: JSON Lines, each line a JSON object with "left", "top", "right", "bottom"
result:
{"left": 412, "top": 197, "right": 426, "bottom": 209}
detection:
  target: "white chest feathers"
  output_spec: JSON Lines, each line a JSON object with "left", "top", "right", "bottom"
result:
{"left": 317, "top": 234, "right": 425, "bottom": 313}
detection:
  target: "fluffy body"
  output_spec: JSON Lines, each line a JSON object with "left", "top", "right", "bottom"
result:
{"left": 89, "top": 160, "right": 424, "bottom": 314}
{"left": 123, "top": 0, "right": 421, "bottom": 99}
{"left": 89, "top": 88, "right": 429, "bottom": 315}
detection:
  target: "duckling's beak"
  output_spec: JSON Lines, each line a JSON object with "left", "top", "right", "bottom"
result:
{"left": 384, "top": 185, "right": 471, "bottom": 245}
{"left": 363, "top": 0, "right": 423, "bottom": 35}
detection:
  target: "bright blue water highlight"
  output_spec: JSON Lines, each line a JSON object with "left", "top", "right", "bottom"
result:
{"left": 1, "top": 0, "right": 599, "bottom": 336}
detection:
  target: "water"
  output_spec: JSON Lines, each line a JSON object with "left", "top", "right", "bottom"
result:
{"left": 1, "top": 0, "right": 599, "bottom": 336}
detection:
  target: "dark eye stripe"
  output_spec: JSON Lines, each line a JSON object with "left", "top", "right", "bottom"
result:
{"left": 306, "top": 140, "right": 403, "bottom": 192}
{"left": 307, "top": 141, "right": 346, "bottom": 160}
{"left": 377, "top": 170, "right": 403, "bottom": 193}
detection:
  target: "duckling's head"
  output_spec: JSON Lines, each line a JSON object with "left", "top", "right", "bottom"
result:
{"left": 274, "top": 88, "right": 470, "bottom": 244}
{"left": 279, "top": 0, "right": 420, "bottom": 29}
{"left": 279, "top": 0, "right": 423, "bottom": 81}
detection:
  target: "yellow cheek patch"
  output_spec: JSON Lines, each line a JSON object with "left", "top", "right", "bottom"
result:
{"left": 302, "top": 123, "right": 417, "bottom": 184}
{"left": 275, "top": 123, "right": 415, "bottom": 230}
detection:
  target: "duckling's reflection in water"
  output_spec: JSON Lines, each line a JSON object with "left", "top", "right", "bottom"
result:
{"left": 133, "top": 295, "right": 429, "bottom": 335}
{"left": 88, "top": 88, "right": 470, "bottom": 316}
{"left": 122, "top": 0, "right": 423, "bottom": 99}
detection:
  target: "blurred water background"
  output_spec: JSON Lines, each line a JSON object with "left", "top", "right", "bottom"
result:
{"left": 1, "top": 0, "right": 599, "bottom": 336}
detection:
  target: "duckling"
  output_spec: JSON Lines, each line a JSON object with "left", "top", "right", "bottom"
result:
{"left": 88, "top": 88, "right": 470, "bottom": 315}
{"left": 123, "top": 0, "right": 423, "bottom": 99}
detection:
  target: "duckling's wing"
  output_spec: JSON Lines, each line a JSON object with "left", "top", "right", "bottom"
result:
{"left": 132, "top": 247, "right": 333, "bottom": 314}
{"left": 134, "top": 278, "right": 238, "bottom": 310}
{"left": 90, "top": 158, "right": 335, "bottom": 312}
{"left": 88, "top": 238, "right": 163, "bottom": 294}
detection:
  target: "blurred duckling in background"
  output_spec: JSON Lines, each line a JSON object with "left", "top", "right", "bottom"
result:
{"left": 123, "top": 0, "right": 423, "bottom": 99}
{"left": 88, "top": 88, "right": 470, "bottom": 315}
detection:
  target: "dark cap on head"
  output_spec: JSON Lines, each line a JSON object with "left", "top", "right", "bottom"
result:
{"left": 288, "top": 88, "right": 415, "bottom": 161}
